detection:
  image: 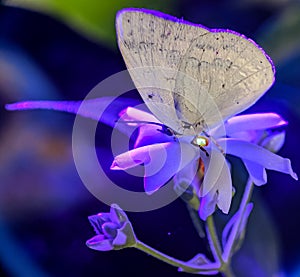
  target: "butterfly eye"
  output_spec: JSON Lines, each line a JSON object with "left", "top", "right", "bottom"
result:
{"left": 192, "top": 136, "right": 209, "bottom": 147}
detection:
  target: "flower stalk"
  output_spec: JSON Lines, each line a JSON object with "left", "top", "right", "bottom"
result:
{"left": 205, "top": 215, "right": 235, "bottom": 276}
{"left": 135, "top": 240, "right": 220, "bottom": 274}
{"left": 206, "top": 215, "right": 223, "bottom": 263}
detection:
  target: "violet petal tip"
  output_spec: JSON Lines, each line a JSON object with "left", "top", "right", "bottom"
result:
{"left": 110, "top": 161, "right": 121, "bottom": 170}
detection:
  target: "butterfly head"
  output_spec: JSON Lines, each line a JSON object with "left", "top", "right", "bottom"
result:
{"left": 191, "top": 135, "right": 210, "bottom": 157}
{"left": 191, "top": 135, "right": 209, "bottom": 147}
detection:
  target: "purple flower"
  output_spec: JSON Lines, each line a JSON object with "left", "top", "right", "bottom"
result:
{"left": 214, "top": 113, "right": 297, "bottom": 186}
{"left": 5, "top": 100, "right": 298, "bottom": 220}
{"left": 110, "top": 107, "right": 297, "bottom": 220}
{"left": 87, "top": 204, "right": 137, "bottom": 251}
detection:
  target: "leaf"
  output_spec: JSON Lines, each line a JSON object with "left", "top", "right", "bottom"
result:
{"left": 5, "top": 0, "right": 175, "bottom": 47}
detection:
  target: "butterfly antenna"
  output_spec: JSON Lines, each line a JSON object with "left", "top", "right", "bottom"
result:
{"left": 116, "top": 119, "right": 164, "bottom": 127}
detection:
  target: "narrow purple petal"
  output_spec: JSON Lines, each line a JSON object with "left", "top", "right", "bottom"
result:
{"left": 225, "top": 113, "right": 287, "bottom": 136}
{"left": 135, "top": 125, "right": 174, "bottom": 148}
{"left": 215, "top": 161, "right": 233, "bottom": 214}
{"left": 112, "top": 230, "right": 127, "bottom": 247}
{"left": 144, "top": 141, "right": 199, "bottom": 194}
{"left": 200, "top": 163, "right": 232, "bottom": 219}
{"left": 219, "top": 138, "right": 298, "bottom": 180}
{"left": 260, "top": 131, "right": 285, "bottom": 152}
{"left": 119, "top": 107, "right": 174, "bottom": 147}
{"left": 102, "top": 222, "right": 119, "bottom": 238}
{"left": 6, "top": 100, "right": 78, "bottom": 112}
{"left": 110, "top": 142, "right": 171, "bottom": 170}
{"left": 119, "top": 107, "right": 159, "bottom": 123}
{"left": 244, "top": 160, "right": 267, "bottom": 186}
{"left": 144, "top": 142, "right": 180, "bottom": 194}
{"left": 6, "top": 98, "right": 140, "bottom": 132}
{"left": 199, "top": 149, "right": 232, "bottom": 219}
{"left": 199, "top": 190, "right": 218, "bottom": 220}
{"left": 110, "top": 203, "right": 129, "bottom": 225}
{"left": 88, "top": 213, "right": 110, "bottom": 235}
{"left": 200, "top": 146, "right": 230, "bottom": 196}
{"left": 211, "top": 113, "right": 287, "bottom": 138}
{"left": 134, "top": 123, "right": 174, "bottom": 148}
{"left": 86, "top": 235, "right": 114, "bottom": 251}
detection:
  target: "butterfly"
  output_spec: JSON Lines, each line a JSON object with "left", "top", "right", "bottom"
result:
{"left": 115, "top": 8, "right": 275, "bottom": 137}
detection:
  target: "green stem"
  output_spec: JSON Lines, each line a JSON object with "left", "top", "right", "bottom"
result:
{"left": 221, "top": 265, "right": 235, "bottom": 277}
{"left": 186, "top": 204, "right": 205, "bottom": 238}
{"left": 134, "top": 240, "right": 220, "bottom": 273}
{"left": 206, "top": 215, "right": 223, "bottom": 263}
{"left": 206, "top": 216, "right": 236, "bottom": 276}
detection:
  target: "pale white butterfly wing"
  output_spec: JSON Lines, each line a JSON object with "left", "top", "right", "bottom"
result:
{"left": 175, "top": 31, "right": 274, "bottom": 130}
{"left": 116, "top": 8, "right": 209, "bottom": 134}
{"left": 116, "top": 8, "right": 275, "bottom": 134}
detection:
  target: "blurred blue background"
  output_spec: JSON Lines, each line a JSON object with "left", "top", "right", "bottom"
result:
{"left": 1, "top": 0, "right": 300, "bottom": 276}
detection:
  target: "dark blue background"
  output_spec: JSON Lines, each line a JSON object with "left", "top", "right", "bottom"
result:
{"left": 1, "top": 1, "right": 300, "bottom": 276}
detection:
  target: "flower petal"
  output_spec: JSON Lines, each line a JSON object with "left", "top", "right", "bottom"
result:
{"left": 118, "top": 107, "right": 175, "bottom": 147}
{"left": 224, "top": 113, "right": 287, "bottom": 136}
{"left": 199, "top": 190, "right": 218, "bottom": 221}
{"left": 88, "top": 213, "right": 110, "bottom": 235}
{"left": 200, "top": 146, "right": 230, "bottom": 197}
{"left": 86, "top": 235, "right": 114, "bottom": 251}
{"left": 119, "top": 107, "right": 160, "bottom": 124}
{"left": 102, "top": 222, "right": 119, "bottom": 238}
{"left": 144, "top": 141, "right": 199, "bottom": 194}
{"left": 244, "top": 160, "right": 267, "bottom": 186}
{"left": 219, "top": 138, "right": 298, "bottom": 180}
{"left": 199, "top": 159, "right": 232, "bottom": 220}
{"left": 6, "top": 98, "right": 140, "bottom": 134}
{"left": 109, "top": 203, "right": 129, "bottom": 225}
{"left": 113, "top": 222, "right": 137, "bottom": 248}
{"left": 112, "top": 229, "right": 127, "bottom": 247}
{"left": 135, "top": 124, "right": 174, "bottom": 148}
{"left": 110, "top": 142, "right": 171, "bottom": 170}
{"left": 260, "top": 130, "right": 285, "bottom": 153}
{"left": 215, "top": 162, "right": 233, "bottom": 214}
